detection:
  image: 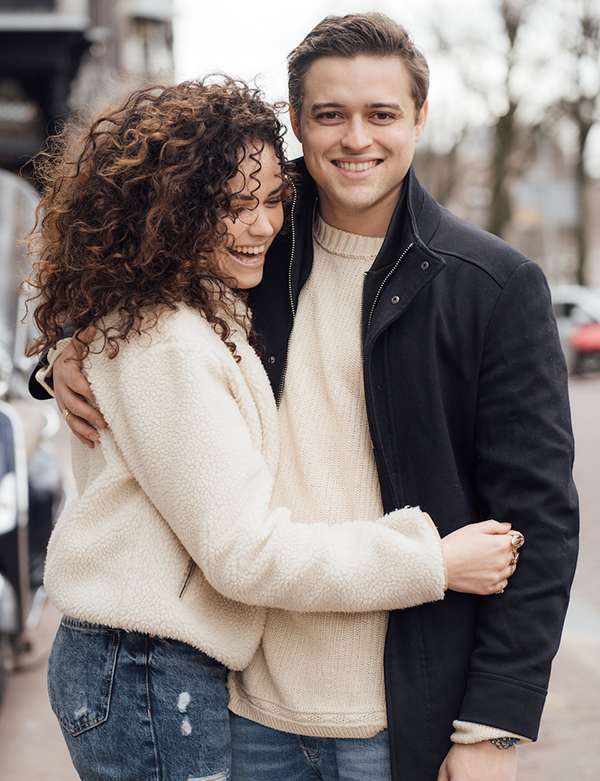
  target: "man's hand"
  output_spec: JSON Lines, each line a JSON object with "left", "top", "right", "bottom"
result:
{"left": 437, "top": 742, "right": 517, "bottom": 781}
{"left": 54, "top": 326, "right": 107, "bottom": 448}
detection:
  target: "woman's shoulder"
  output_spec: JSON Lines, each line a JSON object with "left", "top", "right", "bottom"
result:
{"left": 120, "top": 303, "right": 234, "bottom": 356}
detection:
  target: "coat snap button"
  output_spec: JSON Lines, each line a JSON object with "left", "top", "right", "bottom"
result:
{"left": 391, "top": 295, "right": 400, "bottom": 304}
{"left": 268, "top": 356, "right": 276, "bottom": 364}
{"left": 421, "top": 261, "right": 430, "bottom": 270}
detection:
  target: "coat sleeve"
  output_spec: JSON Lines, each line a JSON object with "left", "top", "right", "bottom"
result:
{"left": 458, "top": 260, "right": 579, "bottom": 739}
{"left": 99, "top": 334, "right": 447, "bottom": 614}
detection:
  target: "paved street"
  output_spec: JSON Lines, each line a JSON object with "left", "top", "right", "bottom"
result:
{"left": 0, "top": 376, "right": 599, "bottom": 780}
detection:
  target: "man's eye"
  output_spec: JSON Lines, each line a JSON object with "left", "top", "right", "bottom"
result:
{"left": 317, "top": 112, "right": 340, "bottom": 121}
{"left": 373, "top": 112, "right": 393, "bottom": 122}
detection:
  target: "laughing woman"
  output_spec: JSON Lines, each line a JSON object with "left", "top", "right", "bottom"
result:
{"left": 27, "top": 79, "right": 521, "bottom": 781}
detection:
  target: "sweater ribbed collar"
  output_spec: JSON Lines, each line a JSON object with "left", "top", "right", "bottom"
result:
{"left": 313, "top": 213, "right": 385, "bottom": 260}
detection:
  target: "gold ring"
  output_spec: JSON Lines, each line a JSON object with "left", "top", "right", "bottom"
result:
{"left": 495, "top": 584, "right": 505, "bottom": 594}
{"left": 510, "top": 533, "right": 524, "bottom": 550}
{"left": 62, "top": 408, "right": 71, "bottom": 422}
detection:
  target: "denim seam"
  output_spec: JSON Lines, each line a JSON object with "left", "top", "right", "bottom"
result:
{"left": 145, "top": 635, "right": 162, "bottom": 781}
{"left": 298, "top": 736, "right": 325, "bottom": 779}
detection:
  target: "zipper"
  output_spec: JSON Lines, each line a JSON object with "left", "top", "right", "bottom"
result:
{"left": 365, "top": 242, "right": 414, "bottom": 333}
{"left": 361, "top": 241, "right": 414, "bottom": 511}
{"left": 178, "top": 559, "right": 196, "bottom": 598}
{"left": 276, "top": 185, "right": 301, "bottom": 405}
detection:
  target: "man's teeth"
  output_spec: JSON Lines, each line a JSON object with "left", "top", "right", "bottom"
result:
{"left": 232, "top": 245, "right": 265, "bottom": 255}
{"left": 336, "top": 160, "right": 378, "bottom": 172}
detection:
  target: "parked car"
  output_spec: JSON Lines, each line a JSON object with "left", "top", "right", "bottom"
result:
{"left": 551, "top": 285, "right": 600, "bottom": 374}
{"left": 0, "top": 170, "right": 64, "bottom": 706}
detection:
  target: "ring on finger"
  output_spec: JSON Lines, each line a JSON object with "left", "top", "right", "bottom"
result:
{"left": 495, "top": 584, "right": 505, "bottom": 594}
{"left": 62, "top": 408, "right": 71, "bottom": 422}
{"left": 510, "top": 533, "right": 525, "bottom": 550}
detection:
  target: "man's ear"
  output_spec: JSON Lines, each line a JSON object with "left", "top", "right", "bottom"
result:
{"left": 289, "top": 105, "right": 302, "bottom": 142}
{"left": 415, "top": 101, "right": 428, "bottom": 143}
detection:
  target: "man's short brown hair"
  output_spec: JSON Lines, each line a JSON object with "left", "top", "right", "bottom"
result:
{"left": 287, "top": 12, "right": 429, "bottom": 122}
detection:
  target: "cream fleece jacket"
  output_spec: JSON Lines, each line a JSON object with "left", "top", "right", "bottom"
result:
{"left": 43, "top": 303, "right": 447, "bottom": 671}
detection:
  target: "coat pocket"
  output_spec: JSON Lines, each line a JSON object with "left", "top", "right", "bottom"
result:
{"left": 47, "top": 616, "right": 121, "bottom": 736}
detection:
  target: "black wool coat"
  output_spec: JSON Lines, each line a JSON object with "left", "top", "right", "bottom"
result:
{"left": 248, "top": 160, "right": 579, "bottom": 781}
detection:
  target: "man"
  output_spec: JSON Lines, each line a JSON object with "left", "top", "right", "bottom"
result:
{"left": 33, "top": 13, "right": 578, "bottom": 781}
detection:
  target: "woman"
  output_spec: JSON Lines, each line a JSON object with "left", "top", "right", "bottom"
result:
{"left": 27, "top": 78, "right": 521, "bottom": 781}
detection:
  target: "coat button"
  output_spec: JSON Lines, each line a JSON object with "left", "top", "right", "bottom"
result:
{"left": 268, "top": 356, "right": 276, "bottom": 364}
{"left": 391, "top": 295, "right": 400, "bottom": 304}
{"left": 421, "top": 261, "right": 430, "bottom": 270}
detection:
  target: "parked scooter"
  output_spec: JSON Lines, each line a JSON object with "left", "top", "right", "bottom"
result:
{"left": 0, "top": 170, "right": 64, "bottom": 706}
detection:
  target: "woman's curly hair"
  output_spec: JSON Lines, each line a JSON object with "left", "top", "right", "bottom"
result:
{"left": 27, "top": 77, "right": 294, "bottom": 360}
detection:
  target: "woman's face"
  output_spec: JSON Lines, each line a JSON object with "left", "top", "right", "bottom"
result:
{"left": 217, "top": 144, "right": 285, "bottom": 289}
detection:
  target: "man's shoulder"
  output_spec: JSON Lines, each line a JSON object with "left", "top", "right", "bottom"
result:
{"left": 412, "top": 184, "right": 533, "bottom": 286}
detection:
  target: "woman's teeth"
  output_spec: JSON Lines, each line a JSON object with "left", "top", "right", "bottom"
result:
{"left": 232, "top": 245, "right": 265, "bottom": 255}
{"left": 229, "top": 245, "right": 265, "bottom": 263}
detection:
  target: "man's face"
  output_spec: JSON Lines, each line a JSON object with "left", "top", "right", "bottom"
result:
{"left": 291, "top": 55, "right": 427, "bottom": 237}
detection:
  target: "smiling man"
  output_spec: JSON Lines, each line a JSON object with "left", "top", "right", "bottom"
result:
{"left": 34, "top": 12, "right": 578, "bottom": 781}
{"left": 227, "top": 12, "right": 578, "bottom": 781}
{"left": 294, "top": 54, "right": 427, "bottom": 237}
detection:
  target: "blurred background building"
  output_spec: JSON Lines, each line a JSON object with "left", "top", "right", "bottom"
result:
{"left": 0, "top": 0, "right": 174, "bottom": 179}
{"left": 0, "top": 0, "right": 598, "bottom": 297}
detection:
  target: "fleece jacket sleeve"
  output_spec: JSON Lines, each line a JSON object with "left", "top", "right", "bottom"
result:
{"left": 97, "top": 335, "right": 447, "bottom": 614}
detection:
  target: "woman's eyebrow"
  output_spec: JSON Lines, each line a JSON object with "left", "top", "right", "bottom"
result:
{"left": 268, "top": 182, "right": 285, "bottom": 197}
{"left": 235, "top": 182, "right": 285, "bottom": 200}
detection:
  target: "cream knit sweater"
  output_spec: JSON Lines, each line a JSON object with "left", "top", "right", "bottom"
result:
{"left": 229, "top": 218, "right": 399, "bottom": 737}
{"left": 42, "top": 301, "right": 447, "bottom": 674}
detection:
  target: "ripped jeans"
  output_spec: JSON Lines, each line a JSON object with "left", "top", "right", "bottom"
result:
{"left": 47, "top": 616, "right": 230, "bottom": 781}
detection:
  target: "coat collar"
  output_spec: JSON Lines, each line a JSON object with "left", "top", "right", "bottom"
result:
{"left": 290, "top": 159, "right": 444, "bottom": 265}
{"left": 288, "top": 159, "right": 446, "bottom": 341}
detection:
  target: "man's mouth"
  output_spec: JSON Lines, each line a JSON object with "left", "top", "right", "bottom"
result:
{"left": 334, "top": 160, "right": 380, "bottom": 172}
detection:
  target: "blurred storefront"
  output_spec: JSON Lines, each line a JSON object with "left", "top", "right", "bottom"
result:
{"left": 0, "top": 0, "right": 174, "bottom": 178}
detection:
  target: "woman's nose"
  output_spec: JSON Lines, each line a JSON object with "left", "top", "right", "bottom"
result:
{"left": 247, "top": 208, "right": 275, "bottom": 237}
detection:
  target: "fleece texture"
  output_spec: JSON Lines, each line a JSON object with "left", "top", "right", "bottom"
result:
{"left": 43, "top": 303, "right": 446, "bottom": 671}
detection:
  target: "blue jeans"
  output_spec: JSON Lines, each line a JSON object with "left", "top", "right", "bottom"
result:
{"left": 47, "top": 616, "right": 231, "bottom": 781}
{"left": 229, "top": 713, "right": 392, "bottom": 781}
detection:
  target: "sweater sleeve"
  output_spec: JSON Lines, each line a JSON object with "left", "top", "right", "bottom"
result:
{"left": 98, "top": 334, "right": 447, "bottom": 614}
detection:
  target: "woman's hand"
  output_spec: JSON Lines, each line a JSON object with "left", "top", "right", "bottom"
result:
{"left": 441, "top": 521, "right": 524, "bottom": 595}
{"left": 54, "top": 327, "right": 107, "bottom": 448}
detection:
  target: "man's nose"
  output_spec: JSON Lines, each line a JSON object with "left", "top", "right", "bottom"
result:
{"left": 341, "top": 117, "right": 372, "bottom": 150}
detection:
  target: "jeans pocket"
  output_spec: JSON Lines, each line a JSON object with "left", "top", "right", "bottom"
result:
{"left": 47, "top": 616, "right": 122, "bottom": 736}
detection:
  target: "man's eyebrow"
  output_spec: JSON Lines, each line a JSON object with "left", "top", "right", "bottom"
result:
{"left": 309, "top": 102, "right": 344, "bottom": 112}
{"left": 309, "top": 101, "right": 405, "bottom": 113}
{"left": 368, "top": 102, "right": 404, "bottom": 112}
